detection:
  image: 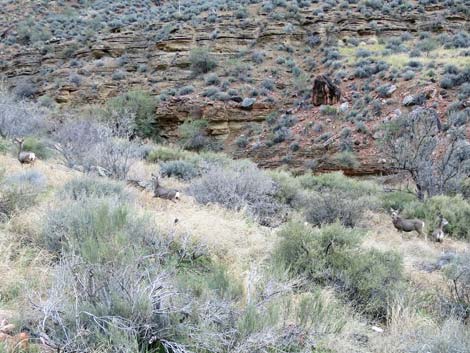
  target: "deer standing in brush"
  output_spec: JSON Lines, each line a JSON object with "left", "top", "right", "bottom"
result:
{"left": 431, "top": 214, "right": 449, "bottom": 242}
{"left": 391, "top": 209, "right": 426, "bottom": 240}
{"left": 14, "top": 138, "right": 36, "bottom": 165}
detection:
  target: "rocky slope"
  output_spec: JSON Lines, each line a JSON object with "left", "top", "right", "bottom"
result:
{"left": 1, "top": 0, "right": 469, "bottom": 174}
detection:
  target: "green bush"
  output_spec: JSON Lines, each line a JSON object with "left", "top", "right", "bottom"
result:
{"left": 59, "top": 177, "right": 129, "bottom": 201}
{"left": 403, "top": 195, "right": 470, "bottom": 240}
{"left": 0, "top": 170, "right": 47, "bottom": 221}
{"left": 269, "top": 170, "right": 303, "bottom": 206}
{"left": 146, "top": 145, "right": 190, "bottom": 162}
{"left": 274, "top": 222, "right": 404, "bottom": 319}
{"left": 41, "top": 197, "right": 130, "bottom": 255}
{"left": 298, "top": 172, "right": 380, "bottom": 196}
{"left": 22, "top": 137, "right": 50, "bottom": 159}
{"left": 380, "top": 191, "right": 418, "bottom": 211}
{"left": 160, "top": 160, "right": 198, "bottom": 180}
{"left": 178, "top": 119, "right": 210, "bottom": 151}
{"left": 303, "top": 190, "right": 373, "bottom": 227}
{"left": 332, "top": 151, "right": 360, "bottom": 169}
{"left": 0, "top": 137, "right": 9, "bottom": 154}
{"left": 106, "top": 90, "right": 158, "bottom": 139}
{"left": 189, "top": 47, "right": 217, "bottom": 75}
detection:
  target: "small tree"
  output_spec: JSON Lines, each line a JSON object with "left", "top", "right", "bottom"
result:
{"left": 380, "top": 108, "right": 470, "bottom": 200}
{"left": 189, "top": 47, "right": 217, "bottom": 75}
{"left": 418, "top": 38, "right": 438, "bottom": 56}
{"left": 105, "top": 90, "right": 158, "bottom": 139}
{"left": 178, "top": 119, "right": 210, "bottom": 151}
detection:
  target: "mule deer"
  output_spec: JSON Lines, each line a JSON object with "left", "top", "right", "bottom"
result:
{"left": 0, "top": 320, "right": 30, "bottom": 351}
{"left": 431, "top": 214, "right": 449, "bottom": 242}
{"left": 14, "top": 138, "right": 36, "bottom": 165}
{"left": 391, "top": 209, "right": 426, "bottom": 240}
{"left": 152, "top": 174, "right": 180, "bottom": 202}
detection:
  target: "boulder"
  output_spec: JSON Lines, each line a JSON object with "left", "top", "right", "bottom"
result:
{"left": 339, "top": 102, "right": 349, "bottom": 112}
{"left": 240, "top": 97, "right": 256, "bottom": 109}
{"left": 386, "top": 84, "right": 397, "bottom": 96}
{"left": 402, "top": 95, "right": 415, "bottom": 106}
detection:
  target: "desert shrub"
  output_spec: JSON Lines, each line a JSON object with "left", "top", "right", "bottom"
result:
{"left": 37, "top": 197, "right": 210, "bottom": 351}
{"left": 0, "top": 170, "right": 47, "bottom": 221}
{"left": 53, "top": 119, "right": 107, "bottom": 169}
{"left": 356, "top": 48, "right": 372, "bottom": 57}
{"left": 406, "top": 318, "right": 470, "bottom": 353}
{"left": 271, "top": 127, "right": 290, "bottom": 144}
{"left": 320, "top": 105, "right": 337, "bottom": 116}
{"left": 332, "top": 151, "right": 360, "bottom": 169}
{"left": 112, "top": 70, "right": 126, "bottom": 80}
{"left": 202, "top": 86, "right": 219, "bottom": 97}
{"left": 147, "top": 145, "right": 190, "bottom": 162}
{"left": 235, "top": 134, "right": 248, "bottom": 148}
{"left": 251, "top": 50, "right": 265, "bottom": 64}
{"left": 13, "top": 81, "right": 37, "bottom": 99}
{"left": 403, "top": 195, "right": 470, "bottom": 240}
{"left": 90, "top": 137, "right": 143, "bottom": 180}
{"left": 380, "top": 191, "right": 418, "bottom": 211}
{"left": 21, "top": 136, "right": 50, "bottom": 159}
{"left": 303, "top": 190, "right": 371, "bottom": 227}
{"left": 443, "top": 253, "right": 470, "bottom": 320}
{"left": 59, "top": 177, "right": 128, "bottom": 201}
{"left": 402, "top": 70, "right": 415, "bottom": 80}
{"left": 178, "top": 119, "right": 210, "bottom": 151}
{"left": 298, "top": 172, "right": 380, "bottom": 197}
{"left": 189, "top": 161, "right": 283, "bottom": 225}
{"left": 418, "top": 38, "right": 439, "bottom": 55}
{"left": 160, "top": 160, "right": 198, "bottom": 180}
{"left": 105, "top": 90, "right": 158, "bottom": 139}
{"left": 274, "top": 222, "right": 404, "bottom": 319}
{"left": 0, "top": 137, "right": 8, "bottom": 154}
{"left": 179, "top": 85, "right": 195, "bottom": 95}
{"left": 189, "top": 47, "right": 217, "bottom": 75}
{"left": 380, "top": 108, "right": 470, "bottom": 199}
{"left": 34, "top": 192, "right": 317, "bottom": 352}
{"left": 0, "top": 90, "right": 47, "bottom": 139}
{"left": 205, "top": 73, "right": 220, "bottom": 86}
{"left": 261, "top": 79, "right": 275, "bottom": 91}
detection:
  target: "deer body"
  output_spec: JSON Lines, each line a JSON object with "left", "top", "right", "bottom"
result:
{"left": 0, "top": 320, "right": 30, "bottom": 351}
{"left": 14, "top": 138, "right": 36, "bottom": 165}
{"left": 152, "top": 174, "right": 180, "bottom": 202}
{"left": 391, "top": 209, "right": 426, "bottom": 240}
{"left": 431, "top": 215, "right": 449, "bottom": 242}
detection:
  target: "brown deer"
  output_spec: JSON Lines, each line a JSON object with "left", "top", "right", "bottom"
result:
{"left": 0, "top": 320, "right": 30, "bottom": 351}
{"left": 151, "top": 174, "right": 180, "bottom": 202}
{"left": 431, "top": 214, "right": 449, "bottom": 242}
{"left": 14, "top": 138, "right": 36, "bottom": 165}
{"left": 391, "top": 209, "right": 426, "bottom": 240}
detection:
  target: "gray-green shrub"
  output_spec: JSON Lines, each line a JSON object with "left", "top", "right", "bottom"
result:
{"left": 189, "top": 160, "right": 284, "bottom": 225}
{"left": 274, "top": 222, "right": 404, "bottom": 319}
{"left": 189, "top": 47, "right": 217, "bottom": 75}
{"left": 160, "top": 160, "right": 198, "bottom": 180}
{"left": 0, "top": 170, "right": 47, "bottom": 221}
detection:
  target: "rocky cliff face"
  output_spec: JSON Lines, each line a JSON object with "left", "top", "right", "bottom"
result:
{"left": 1, "top": 0, "right": 468, "bottom": 174}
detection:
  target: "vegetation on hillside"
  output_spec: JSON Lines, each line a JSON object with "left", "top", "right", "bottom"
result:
{"left": 1, "top": 85, "right": 470, "bottom": 352}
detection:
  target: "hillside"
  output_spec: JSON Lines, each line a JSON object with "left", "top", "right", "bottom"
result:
{"left": 1, "top": 143, "right": 470, "bottom": 352}
{"left": 1, "top": 0, "right": 469, "bottom": 174}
